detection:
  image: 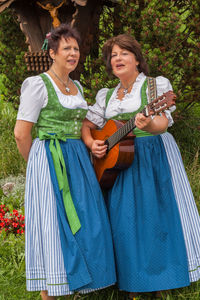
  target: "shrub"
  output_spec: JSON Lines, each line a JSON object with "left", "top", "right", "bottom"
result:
{"left": 0, "top": 99, "right": 26, "bottom": 179}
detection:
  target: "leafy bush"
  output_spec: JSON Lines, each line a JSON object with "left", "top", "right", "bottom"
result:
{"left": 0, "top": 99, "right": 26, "bottom": 179}
{"left": 0, "top": 175, "right": 25, "bottom": 205}
{"left": 169, "top": 105, "right": 200, "bottom": 165}
{"left": 0, "top": 9, "right": 31, "bottom": 106}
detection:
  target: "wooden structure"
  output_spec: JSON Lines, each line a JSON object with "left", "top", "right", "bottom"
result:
{"left": 0, "top": 0, "right": 119, "bottom": 77}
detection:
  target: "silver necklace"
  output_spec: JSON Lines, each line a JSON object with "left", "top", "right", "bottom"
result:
{"left": 120, "top": 80, "right": 135, "bottom": 95}
{"left": 50, "top": 69, "right": 70, "bottom": 92}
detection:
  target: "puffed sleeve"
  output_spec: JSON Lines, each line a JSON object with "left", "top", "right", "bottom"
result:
{"left": 86, "top": 88, "right": 109, "bottom": 128}
{"left": 17, "top": 76, "right": 48, "bottom": 123}
{"left": 156, "top": 76, "right": 176, "bottom": 127}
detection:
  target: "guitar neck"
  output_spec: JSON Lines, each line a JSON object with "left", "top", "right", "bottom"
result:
{"left": 104, "top": 90, "right": 175, "bottom": 151}
{"left": 106, "top": 116, "right": 136, "bottom": 151}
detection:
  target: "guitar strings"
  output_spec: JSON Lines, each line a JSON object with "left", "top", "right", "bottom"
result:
{"left": 107, "top": 105, "right": 148, "bottom": 149}
{"left": 107, "top": 117, "right": 136, "bottom": 150}
{"left": 88, "top": 105, "right": 146, "bottom": 150}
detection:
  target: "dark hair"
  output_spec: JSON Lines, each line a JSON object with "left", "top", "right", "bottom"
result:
{"left": 102, "top": 34, "right": 149, "bottom": 75}
{"left": 47, "top": 23, "right": 81, "bottom": 54}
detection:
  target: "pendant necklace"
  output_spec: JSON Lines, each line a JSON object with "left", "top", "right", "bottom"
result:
{"left": 120, "top": 79, "right": 136, "bottom": 95}
{"left": 50, "top": 69, "right": 70, "bottom": 92}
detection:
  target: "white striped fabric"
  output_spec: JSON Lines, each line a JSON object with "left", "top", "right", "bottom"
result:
{"left": 161, "top": 132, "right": 200, "bottom": 282}
{"left": 25, "top": 139, "right": 110, "bottom": 296}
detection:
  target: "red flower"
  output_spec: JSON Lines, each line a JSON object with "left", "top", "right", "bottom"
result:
{"left": 13, "top": 209, "right": 19, "bottom": 217}
{"left": 0, "top": 204, "right": 25, "bottom": 235}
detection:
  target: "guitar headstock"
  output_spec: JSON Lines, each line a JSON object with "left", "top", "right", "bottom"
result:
{"left": 145, "top": 91, "right": 176, "bottom": 116}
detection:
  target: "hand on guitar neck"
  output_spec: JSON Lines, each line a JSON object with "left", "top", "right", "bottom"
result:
{"left": 135, "top": 112, "right": 169, "bottom": 134}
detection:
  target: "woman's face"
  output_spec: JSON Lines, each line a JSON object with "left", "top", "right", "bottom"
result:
{"left": 110, "top": 44, "right": 139, "bottom": 79}
{"left": 50, "top": 36, "right": 80, "bottom": 73}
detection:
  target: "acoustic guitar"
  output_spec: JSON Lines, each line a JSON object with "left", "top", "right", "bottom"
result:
{"left": 91, "top": 90, "right": 176, "bottom": 189}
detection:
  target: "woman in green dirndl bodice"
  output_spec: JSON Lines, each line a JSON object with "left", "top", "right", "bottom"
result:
{"left": 82, "top": 34, "right": 200, "bottom": 299}
{"left": 14, "top": 24, "right": 116, "bottom": 299}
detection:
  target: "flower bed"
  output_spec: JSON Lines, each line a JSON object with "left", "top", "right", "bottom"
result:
{"left": 0, "top": 204, "right": 25, "bottom": 235}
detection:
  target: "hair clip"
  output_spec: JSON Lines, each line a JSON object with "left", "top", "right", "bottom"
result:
{"left": 41, "top": 32, "right": 51, "bottom": 51}
{"left": 46, "top": 32, "right": 51, "bottom": 38}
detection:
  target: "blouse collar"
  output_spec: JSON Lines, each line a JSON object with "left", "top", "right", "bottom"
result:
{"left": 114, "top": 72, "right": 146, "bottom": 100}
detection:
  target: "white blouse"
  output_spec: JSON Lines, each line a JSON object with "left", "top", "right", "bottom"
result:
{"left": 17, "top": 73, "right": 88, "bottom": 123}
{"left": 86, "top": 72, "right": 176, "bottom": 128}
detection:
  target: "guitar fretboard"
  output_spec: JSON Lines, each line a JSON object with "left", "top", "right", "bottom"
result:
{"left": 106, "top": 117, "right": 136, "bottom": 150}
{"left": 104, "top": 90, "right": 175, "bottom": 152}
{"left": 105, "top": 104, "right": 148, "bottom": 151}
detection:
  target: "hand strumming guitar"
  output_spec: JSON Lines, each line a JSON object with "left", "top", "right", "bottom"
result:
{"left": 81, "top": 118, "right": 108, "bottom": 158}
{"left": 91, "top": 140, "right": 107, "bottom": 158}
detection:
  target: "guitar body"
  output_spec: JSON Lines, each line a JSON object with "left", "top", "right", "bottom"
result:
{"left": 91, "top": 119, "right": 135, "bottom": 189}
{"left": 90, "top": 91, "right": 176, "bottom": 189}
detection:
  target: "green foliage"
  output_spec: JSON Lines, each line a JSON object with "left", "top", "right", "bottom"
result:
{"left": 0, "top": 175, "right": 25, "bottom": 208}
{"left": 0, "top": 9, "right": 30, "bottom": 106}
{"left": 80, "top": 6, "right": 119, "bottom": 102}
{"left": 1, "top": 1, "right": 199, "bottom": 109}
{"left": 81, "top": 0, "right": 200, "bottom": 110}
{"left": 0, "top": 74, "right": 9, "bottom": 100}
{"left": 169, "top": 109, "right": 200, "bottom": 165}
{"left": 169, "top": 107, "right": 200, "bottom": 212}
{"left": 0, "top": 99, "right": 26, "bottom": 179}
{"left": 0, "top": 233, "right": 27, "bottom": 299}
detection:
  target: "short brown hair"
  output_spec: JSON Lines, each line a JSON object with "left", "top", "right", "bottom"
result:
{"left": 102, "top": 34, "right": 148, "bottom": 75}
{"left": 47, "top": 23, "right": 81, "bottom": 54}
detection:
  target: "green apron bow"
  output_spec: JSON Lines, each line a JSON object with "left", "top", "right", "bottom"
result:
{"left": 39, "top": 130, "right": 81, "bottom": 235}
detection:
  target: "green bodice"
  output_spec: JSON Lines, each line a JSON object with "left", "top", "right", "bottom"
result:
{"left": 106, "top": 79, "right": 154, "bottom": 137}
{"left": 36, "top": 73, "right": 88, "bottom": 235}
{"left": 36, "top": 73, "right": 87, "bottom": 138}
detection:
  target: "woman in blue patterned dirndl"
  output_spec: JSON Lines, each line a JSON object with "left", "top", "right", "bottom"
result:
{"left": 14, "top": 24, "right": 116, "bottom": 299}
{"left": 81, "top": 34, "right": 200, "bottom": 299}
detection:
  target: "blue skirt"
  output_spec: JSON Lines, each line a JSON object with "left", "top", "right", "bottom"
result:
{"left": 25, "top": 138, "right": 116, "bottom": 296}
{"left": 107, "top": 135, "right": 190, "bottom": 292}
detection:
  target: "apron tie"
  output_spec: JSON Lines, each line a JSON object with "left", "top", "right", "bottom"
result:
{"left": 39, "top": 130, "right": 81, "bottom": 235}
